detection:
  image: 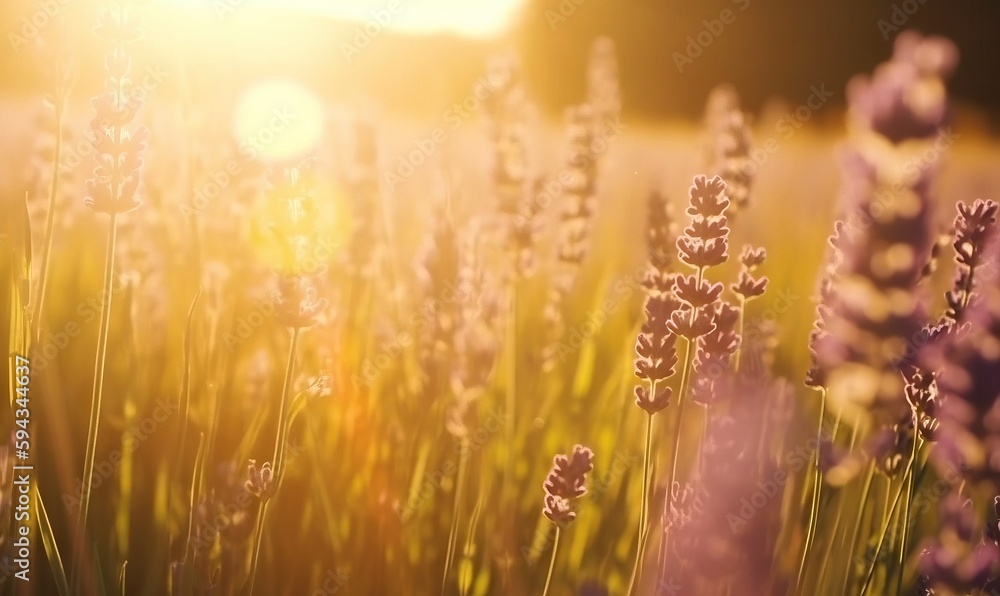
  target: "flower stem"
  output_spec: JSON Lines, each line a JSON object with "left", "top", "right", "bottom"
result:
{"left": 246, "top": 327, "right": 300, "bottom": 596}
{"left": 733, "top": 295, "right": 746, "bottom": 372}
{"left": 842, "top": 461, "right": 876, "bottom": 595}
{"left": 541, "top": 525, "right": 561, "bottom": 596}
{"left": 32, "top": 93, "right": 64, "bottom": 344}
{"left": 860, "top": 438, "right": 924, "bottom": 596}
{"left": 442, "top": 436, "right": 470, "bottom": 595}
{"left": 626, "top": 410, "right": 655, "bottom": 595}
{"left": 73, "top": 212, "right": 118, "bottom": 589}
{"left": 503, "top": 283, "right": 517, "bottom": 508}
{"left": 657, "top": 335, "right": 693, "bottom": 585}
{"left": 896, "top": 417, "right": 920, "bottom": 595}
{"left": 796, "top": 388, "right": 826, "bottom": 591}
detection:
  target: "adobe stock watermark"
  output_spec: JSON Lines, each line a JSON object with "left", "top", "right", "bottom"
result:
{"left": 61, "top": 397, "right": 178, "bottom": 511}
{"left": 352, "top": 279, "right": 482, "bottom": 388}
{"left": 877, "top": 0, "right": 932, "bottom": 41}
{"left": 60, "top": 65, "right": 170, "bottom": 176}
{"left": 590, "top": 449, "right": 642, "bottom": 500}
{"left": 179, "top": 106, "right": 297, "bottom": 220}
{"left": 673, "top": 0, "right": 752, "bottom": 73}
{"left": 340, "top": 1, "right": 402, "bottom": 62}
{"left": 8, "top": 0, "right": 70, "bottom": 54}
{"left": 30, "top": 272, "right": 136, "bottom": 372}
{"left": 511, "top": 116, "right": 627, "bottom": 231}
{"left": 311, "top": 569, "right": 350, "bottom": 595}
{"left": 522, "top": 452, "right": 639, "bottom": 562}
{"left": 738, "top": 84, "right": 836, "bottom": 177}
{"left": 855, "top": 459, "right": 967, "bottom": 568}
{"left": 547, "top": 262, "right": 646, "bottom": 365}
{"left": 726, "top": 415, "right": 837, "bottom": 532}
{"left": 545, "top": 0, "right": 590, "bottom": 30}
{"left": 189, "top": 441, "right": 304, "bottom": 553}
{"left": 839, "top": 127, "right": 959, "bottom": 243}
{"left": 397, "top": 407, "right": 509, "bottom": 522}
{"left": 222, "top": 236, "right": 339, "bottom": 350}
{"left": 657, "top": 578, "right": 683, "bottom": 595}
{"left": 522, "top": 523, "right": 557, "bottom": 564}
{"left": 382, "top": 72, "right": 505, "bottom": 191}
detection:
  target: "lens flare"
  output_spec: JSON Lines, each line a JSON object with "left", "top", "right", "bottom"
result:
{"left": 233, "top": 78, "right": 326, "bottom": 162}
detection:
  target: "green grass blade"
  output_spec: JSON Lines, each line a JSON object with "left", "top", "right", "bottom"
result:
{"left": 35, "top": 485, "right": 70, "bottom": 596}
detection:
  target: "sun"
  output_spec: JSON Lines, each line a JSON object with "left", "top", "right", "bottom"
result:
{"left": 233, "top": 78, "right": 326, "bottom": 162}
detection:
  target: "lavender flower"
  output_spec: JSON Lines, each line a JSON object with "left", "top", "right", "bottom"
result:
{"left": 634, "top": 291, "right": 681, "bottom": 414}
{"left": 273, "top": 274, "right": 326, "bottom": 329}
{"left": 85, "top": 4, "right": 147, "bottom": 215}
{"left": 700, "top": 84, "right": 741, "bottom": 170}
{"left": 544, "top": 104, "right": 601, "bottom": 367}
{"left": 942, "top": 199, "right": 999, "bottom": 324}
{"left": 716, "top": 110, "right": 754, "bottom": 214}
{"left": 417, "top": 204, "right": 462, "bottom": 396}
{"left": 642, "top": 190, "right": 674, "bottom": 284}
{"left": 586, "top": 37, "right": 621, "bottom": 130}
{"left": 550, "top": 104, "right": 600, "bottom": 295}
{"left": 245, "top": 459, "right": 275, "bottom": 501}
{"left": 447, "top": 229, "right": 502, "bottom": 438}
{"left": 689, "top": 302, "right": 741, "bottom": 406}
{"left": 920, "top": 493, "right": 1000, "bottom": 593}
{"left": 813, "top": 149, "right": 933, "bottom": 424}
{"left": 846, "top": 31, "right": 958, "bottom": 144}
{"left": 677, "top": 176, "right": 730, "bottom": 270}
{"left": 805, "top": 222, "right": 849, "bottom": 389}
{"left": 922, "top": 255, "right": 1000, "bottom": 488}
{"left": 732, "top": 245, "right": 768, "bottom": 300}
{"left": 542, "top": 445, "right": 594, "bottom": 526}
{"left": 485, "top": 53, "right": 530, "bottom": 219}
{"left": 665, "top": 410, "right": 778, "bottom": 596}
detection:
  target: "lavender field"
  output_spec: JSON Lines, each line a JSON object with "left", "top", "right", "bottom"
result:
{"left": 2, "top": 1, "right": 1000, "bottom": 595}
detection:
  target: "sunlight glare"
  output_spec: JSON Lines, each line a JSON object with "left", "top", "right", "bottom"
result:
{"left": 233, "top": 78, "right": 326, "bottom": 162}
{"left": 160, "top": 0, "right": 525, "bottom": 38}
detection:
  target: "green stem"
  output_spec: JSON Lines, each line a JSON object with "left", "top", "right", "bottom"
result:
{"left": 896, "top": 419, "right": 919, "bottom": 595}
{"left": 73, "top": 212, "right": 118, "bottom": 589}
{"left": 626, "top": 411, "right": 655, "bottom": 595}
{"left": 541, "top": 525, "right": 561, "bottom": 596}
{"left": 172, "top": 289, "right": 201, "bottom": 540}
{"left": 733, "top": 295, "right": 746, "bottom": 372}
{"left": 843, "top": 461, "right": 877, "bottom": 595}
{"left": 32, "top": 94, "right": 63, "bottom": 343}
{"left": 797, "top": 388, "right": 826, "bottom": 590}
{"left": 815, "top": 420, "right": 859, "bottom": 594}
{"left": 442, "top": 436, "right": 470, "bottom": 595}
{"left": 860, "top": 439, "right": 924, "bottom": 596}
{"left": 503, "top": 283, "right": 516, "bottom": 508}
{"left": 247, "top": 327, "right": 301, "bottom": 596}
{"left": 180, "top": 433, "right": 205, "bottom": 594}
{"left": 657, "top": 335, "right": 693, "bottom": 584}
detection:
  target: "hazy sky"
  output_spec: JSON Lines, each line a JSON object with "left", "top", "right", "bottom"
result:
{"left": 1, "top": 0, "right": 997, "bottom": 124}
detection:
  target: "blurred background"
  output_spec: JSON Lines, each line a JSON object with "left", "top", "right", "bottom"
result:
{"left": 3, "top": 1, "right": 1000, "bottom": 594}
{"left": 2, "top": 0, "right": 1000, "bottom": 126}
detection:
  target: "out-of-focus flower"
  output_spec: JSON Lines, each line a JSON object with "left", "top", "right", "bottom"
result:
{"left": 847, "top": 31, "right": 958, "bottom": 144}
{"left": 85, "top": 5, "right": 147, "bottom": 215}
{"left": 245, "top": 459, "right": 275, "bottom": 501}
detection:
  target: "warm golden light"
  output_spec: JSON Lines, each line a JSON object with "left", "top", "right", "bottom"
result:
{"left": 161, "top": 0, "right": 525, "bottom": 38}
{"left": 233, "top": 78, "right": 326, "bottom": 162}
